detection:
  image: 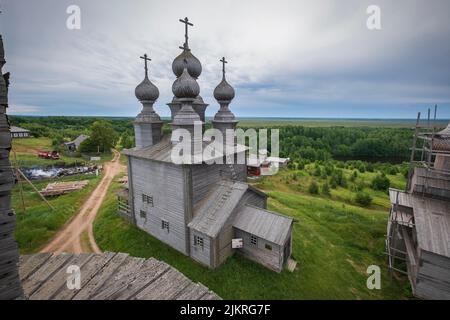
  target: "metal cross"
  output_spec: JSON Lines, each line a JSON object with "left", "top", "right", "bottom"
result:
{"left": 140, "top": 54, "right": 151, "bottom": 77}
{"left": 179, "top": 17, "right": 193, "bottom": 50}
{"left": 220, "top": 57, "right": 228, "bottom": 78}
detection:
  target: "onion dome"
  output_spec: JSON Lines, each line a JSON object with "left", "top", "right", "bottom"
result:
{"left": 135, "top": 54, "right": 159, "bottom": 103}
{"left": 214, "top": 57, "right": 235, "bottom": 103}
{"left": 214, "top": 77, "right": 235, "bottom": 102}
{"left": 172, "top": 67, "right": 200, "bottom": 99}
{"left": 172, "top": 49, "right": 202, "bottom": 79}
{"left": 135, "top": 76, "right": 159, "bottom": 102}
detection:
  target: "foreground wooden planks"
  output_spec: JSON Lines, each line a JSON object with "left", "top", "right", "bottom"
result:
{"left": 19, "top": 252, "right": 220, "bottom": 300}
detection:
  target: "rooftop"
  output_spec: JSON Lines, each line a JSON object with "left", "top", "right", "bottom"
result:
{"left": 389, "top": 189, "right": 450, "bottom": 258}
{"left": 189, "top": 180, "right": 248, "bottom": 237}
{"left": 233, "top": 205, "right": 293, "bottom": 246}
{"left": 123, "top": 135, "right": 247, "bottom": 164}
{"left": 10, "top": 126, "right": 30, "bottom": 133}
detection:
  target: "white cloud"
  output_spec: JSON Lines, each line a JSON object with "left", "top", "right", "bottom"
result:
{"left": 2, "top": 0, "right": 450, "bottom": 117}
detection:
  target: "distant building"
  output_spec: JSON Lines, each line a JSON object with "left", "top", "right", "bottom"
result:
{"left": 64, "top": 134, "right": 89, "bottom": 152}
{"left": 387, "top": 118, "right": 450, "bottom": 299}
{"left": 10, "top": 126, "right": 30, "bottom": 138}
{"left": 118, "top": 18, "right": 294, "bottom": 273}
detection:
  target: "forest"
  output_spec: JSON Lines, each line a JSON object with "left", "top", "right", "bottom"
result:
{"left": 10, "top": 116, "right": 416, "bottom": 162}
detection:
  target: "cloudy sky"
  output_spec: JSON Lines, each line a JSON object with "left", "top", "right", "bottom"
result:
{"left": 1, "top": 0, "right": 450, "bottom": 118}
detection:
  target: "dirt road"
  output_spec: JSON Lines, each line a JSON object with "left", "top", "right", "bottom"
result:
{"left": 40, "top": 150, "right": 125, "bottom": 254}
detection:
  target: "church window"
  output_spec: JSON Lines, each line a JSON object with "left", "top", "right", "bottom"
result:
{"left": 250, "top": 235, "right": 258, "bottom": 246}
{"left": 162, "top": 220, "right": 169, "bottom": 233}
{"left": 194, "top": 235, "right": 204, "bottom": 250}
{"left": 140, "top": 210, "right": 146, "bottom": 218}
{"left": 142, "top": 194, "right": 153, "bottom": 206}
{"left": 265, "top": 244, "right": 272, "bottom": 251}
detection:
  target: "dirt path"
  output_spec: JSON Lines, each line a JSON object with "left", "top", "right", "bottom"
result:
{"left": 40, "top": 150, "right": 125, "bottom": 254}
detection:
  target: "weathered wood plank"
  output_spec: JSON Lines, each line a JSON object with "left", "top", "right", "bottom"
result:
{"left": 134, "top": 268, "right": 192, "bottom": 300}
{"left": 22, "top": 253, "right": 73, "bottom": 297}
{"left": 53, "top": 252, "right": 116, "bottom": 300}
{"left": 29, "top": 253, "right": 93, "bottom": 300}
{"left": 18, "top": 253, "right": 52, "bottom": 281}
{"left": 72, "top": 252, "right": 129, "bottom": 300}
{"left": 90, "top": 256, "right": 145, "bottom": 300}
{"left": 114, "top": 258, "right": 171, "bottom": 300}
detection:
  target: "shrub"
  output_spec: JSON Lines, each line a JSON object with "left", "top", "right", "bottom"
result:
{"left": 308, "top": 181, "right": 319, "bottom": 195}
{"left": 355, "top": 192, "right": 372, "bottom": 207}
{"left": 371, "top": 173, "right": 390, "bottom": 192}
{"left": 322, "top": 182, "right": 331, "bottom": 196}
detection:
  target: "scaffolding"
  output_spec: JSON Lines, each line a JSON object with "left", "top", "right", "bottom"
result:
{"left": 387, "top": 105, "right": 448, "bottom": 277}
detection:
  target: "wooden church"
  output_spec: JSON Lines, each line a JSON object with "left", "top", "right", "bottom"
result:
{"left": 119, "top": 18, "right": 294, "bottom": 272}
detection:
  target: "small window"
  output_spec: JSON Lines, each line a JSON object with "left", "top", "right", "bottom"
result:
{"left": 142, "top": 194, "right": 154, "bottom": 206}
{"left": 194, "top": 235, "right": 204, "bottom": 250}
{"left": 250, "top": 235, "right": 258, "bottom": 246}
{"left": 265, "top": 244, "right": 272, "bottom": 251}
{"left": 162, "top": 220, "right": 169, "bottom": 233}
{"left": 140, "top": 210, "right": 146, "bottom": 218}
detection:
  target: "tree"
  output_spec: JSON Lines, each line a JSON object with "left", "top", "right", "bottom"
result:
{"left": 355, "top": 191, "right": 372, "bottom": 207}
{"left": 371, "top": 173, "right": 390, "bottom": 192}
{"left": 78, "top": 120, "right": 118, "bottom": 153}
{"left": 86, "top": 120, "right": 118, "bottom": 153}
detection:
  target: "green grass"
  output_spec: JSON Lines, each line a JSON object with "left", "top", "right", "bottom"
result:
{"left": 12, "top": 137, "right": 84, "bottom": 167}
{"left": 94, "top": 170, "right": 412, "bottom": 299}
{"left": 13, "top": 173, "right": 102, "bottom": 253}
{"left": 11, "top": 137, "right": 113, "bottom": 167}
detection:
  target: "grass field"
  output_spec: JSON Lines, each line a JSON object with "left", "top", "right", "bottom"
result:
{"left": 13, "top": 173, "right": 102, "bottom": 253}
{"left": 94, "top": 168, "right": 412, "bottom": 299}
{"left": 11, "top": 137, "right": 113, "bottom": 167}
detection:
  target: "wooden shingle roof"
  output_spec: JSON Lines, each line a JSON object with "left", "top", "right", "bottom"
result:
{"left": 123, "top": 135, "right": 247, "bottom": 164}
{"left": 233, "top": 205, "right": 293, "bottom": 246}
{"left": 189, "top": 180, "right": 248, "bottom": 237}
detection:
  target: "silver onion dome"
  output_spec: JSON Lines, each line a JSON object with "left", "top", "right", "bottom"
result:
{"left": 172, "top": 67, "right": 200, "bottom": 99}
{"left": 214, "top": 77, "right": 235, "bottom": 102}
{"left": 135, "top": 75, "right": 159, "bottom": 102}
{"left": 172, "top": 49, "right": 202, "bottom": 79}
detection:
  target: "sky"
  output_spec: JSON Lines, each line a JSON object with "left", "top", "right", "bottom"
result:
{"left": 1, "top": 0, "right": 450, "bottom": 119}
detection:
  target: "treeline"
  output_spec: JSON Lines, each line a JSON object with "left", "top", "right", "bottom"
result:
{"left": 9, "top": 116, "right": 134, "bottom": 140}
{"left": 246, "top": 126, "right": 414, "bottom": 162}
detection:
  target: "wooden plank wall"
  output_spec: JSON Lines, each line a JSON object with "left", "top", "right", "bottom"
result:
{"left": 189, "top": 230, "right": 211, "bottom": 267}
{"left": 234, "top": 228, "right": 282, "bottom": 272}
{"left": 130, "top": 158, "right": 188, "bottom": 254}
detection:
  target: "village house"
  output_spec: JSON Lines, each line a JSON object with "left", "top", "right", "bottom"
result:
{"left": 10, "top": 126, "right": 30, "bottom": 138}
{"left": 118, "top": 18, "right": 294, "bottom": 272}
{"left": 64, "top": 134, "right": 89, "bottom": 152}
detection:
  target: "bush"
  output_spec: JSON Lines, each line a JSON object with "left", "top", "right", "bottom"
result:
{"left": 371, "top": 173, "right": 390, "bottom": 192}
{"left": 322, "top": 182, "right": 331, "bottom": 196}
{"left": 308, "top": 181, "right": 319, "bottom": 195}
{"left": 355, "top": 192, "right": 372, "bottom": 207}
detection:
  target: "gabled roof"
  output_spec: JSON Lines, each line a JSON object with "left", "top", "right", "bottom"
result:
{"left": 123, "top": 135, "right": 247, "bottom": 164}
{"left": 64, "top": 134, "right": 89, "bottom": 147}
{"left": 188, "top": 180, "right": 248, "bottom": 237}
{"left": 10, "top": 126, "right": 30, "bottom": 133}
{"left": 233, "top": 205, "right": 293, "bottom": 245}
